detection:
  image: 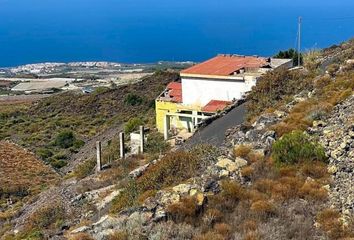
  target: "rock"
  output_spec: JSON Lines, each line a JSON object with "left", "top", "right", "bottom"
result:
{"left": 71, "top": 225, "right": 90, "bottom": 234}
{"left": 216, "top": 157, "right": 238, "bottom": 172}
{"left": 129, "top": 163, "right": 150, "bottom": 179}
{"left": 245, "top": 129, "right": 263, "bottom": 141}
{"left": 328, "top": 165, "right": 338, "bottom": 174}
{"left": 340, "top": 142, "right": 348, "bottom": 150}
{"left": 313, "top": 120, "right": 327, "bottom": 128}
{"left": 349, "top": 130, "right": 354, "bottom": 138}
{"left": 153, "top": 208, "right": 167, "bottom": 222}
{"left": 172, "top": 184, "right": 191, "bottom": 194}
{"left": 234, "top": 157, "right": 248, "bottom": 169}
{"left": 158, "top": 191, "right": 180, "bottom": 206}
{"left": 196, "top": 193, "right": 205, "bottom": 206}
{"left": 202, "top": 179, "right": 219, "bottom": 193}
{"left": 219, "top": 169, "right": 230, "bottom": 177}
{"left": 96, "top": 189, "right": 122, "bottom": 210}
{"left": 273, "top": 110, "right": 286, "bottom": 118}
{"left": 252, "top": 114, "right": 279, "bottom": 129}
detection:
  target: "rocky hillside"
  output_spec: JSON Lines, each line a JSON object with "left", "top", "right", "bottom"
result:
{"left": 0, "top": 39, "right": 353, "bottom": 240}
{"left": 0, "top": 71, "right": 179, "bottom": 170}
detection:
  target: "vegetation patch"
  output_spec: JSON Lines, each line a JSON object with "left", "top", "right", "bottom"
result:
{"left": 272, "top": 131, "right": 327, "bottom": 166}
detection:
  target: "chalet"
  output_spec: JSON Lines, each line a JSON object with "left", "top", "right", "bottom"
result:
{"left": 156, "top": 54, "right": 292, "bottom": 139}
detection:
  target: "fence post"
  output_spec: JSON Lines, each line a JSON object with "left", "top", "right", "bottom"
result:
{"left": 139, "top": 125, "right": 144, "bottom": 153}
{"left": 96, "top": 141, "right": 102, "bottom": 172}
{"left": 119, "top": 132, "right": 125, "bottom": 159}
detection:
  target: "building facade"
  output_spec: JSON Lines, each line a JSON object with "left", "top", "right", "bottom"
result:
{"left": 156, "top": 54, "right": 292, "bottom": 139}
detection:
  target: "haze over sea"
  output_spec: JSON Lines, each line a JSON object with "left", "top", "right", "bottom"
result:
{"left": 0, "top": 0, "right": 353, "bottom": 67}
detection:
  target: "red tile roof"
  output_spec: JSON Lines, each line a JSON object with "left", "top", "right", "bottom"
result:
{"left": 181, "top": 55, "right": 268, "bottom": 76}
{"left": 202, "top": 100, "right": 232, "bottom": 113}
{"left": 167, "top": 82, "right": 182, "bottom": 90}
{"left": 167, "top": 82, "right": 182, "bottom": 103}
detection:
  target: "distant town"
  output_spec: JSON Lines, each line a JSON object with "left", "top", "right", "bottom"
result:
{"left": 0, "top": 61, "right": 194, "bottom": 96}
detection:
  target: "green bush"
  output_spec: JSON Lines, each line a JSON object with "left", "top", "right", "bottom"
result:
{"left": 272, "top": 131, "right": 327, "bottom": 166}
{"left": 145, "top": 132, "right": 170, "bottom": 155}
{"left": 124, "top": 117, "right": 143, "bottom": 134}
{"left": 274, "top": 48, "right": 302, "bottom": 66}
{"left": 124, "top": 93, "right": 143, "bottom": 106}
{"left": 72, "top": 159, "right": 96, "bottom": 179}
{"left": 50, "top": 159, "right": 67, "bottom": 169}
{"left": 36, "top": 148, "right": 53, "bottom": 160}
{"left": 55, "top": 130, "right": 75, "bottom": 148}
{"left": 73, "top": 139, "right": 85, "bottom": 149}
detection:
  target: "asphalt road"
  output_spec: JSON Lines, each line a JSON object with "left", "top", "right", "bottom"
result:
{"left": 184, "top": 103, "right": 246, "bottom": 148}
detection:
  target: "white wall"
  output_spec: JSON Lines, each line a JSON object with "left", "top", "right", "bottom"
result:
{"left": 182, "top": 77, "right": 256, "bottom": 106}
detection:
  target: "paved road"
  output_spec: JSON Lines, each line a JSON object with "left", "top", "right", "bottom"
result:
{"left": 184, "top": 103, "right": 246, "bottom": 148}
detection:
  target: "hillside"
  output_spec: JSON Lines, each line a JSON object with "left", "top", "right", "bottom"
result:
{"left": 0, "top": 39, "right": 353, "bottom": 240}
{"left": 0, "top": 141, "right": 59, "bottom": 237}
{"left": 0, "top": 71, "right": 179, "bottom": 170}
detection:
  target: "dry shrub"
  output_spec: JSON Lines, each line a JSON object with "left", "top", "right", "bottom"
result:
{"left": 271, "top": 122, "right": 294, "bottom": 137}
{"left": 240, "top": 219, "right": 258, "bottom": 233}
{"left": 203, "top": 208, "right": 223, "bottom": 226}
{"left": 241, "top": 166, "right": 255, "bottom": 178}
{"left": 107, "top": 231, "right": 128, "bottom": 240}
{"left": 137, "top": 147, "right": 216, "bottom": 192}
{"left": 194, "top": 231, "right": 225, "bottom": 240}
{"left": 248, "top": 189, "right": 268, "bottom": 202}
{"left": 314, "top": 75, "right": 332, "bottom": 89}
{"left": 301, "top": 161, "right": 328, "bottom": 179}
{"left": 137, "top": 190, "right": 157, "bottom": 204}
{"left": 69, "top": 233, "right": 94, "bottom": 240}
{"left": 221, "top": 180, "right": 247, "bottom": 202}
{"left": 243, "top": 231, "right": 260, "bottom": 240}
{"left": 247, "top": 151, "right": 263, "bottom": 163}
{"left": 250, "top": 200, "right": 276, "bottom": 217}
{"left": 327, "top": 88, "right": 352, "bottom": 106}
{"left": 214, "top": 223, "right": 232, "bottom": 237}
{"left": 299, "top": 181, "right": 327, "bottom": 201}
{"left": 167, "top": 196, "right": 199, "bottom": 224}
{"left": 234, "top": 145, "right": 252, "bottom": 158}
{"left": 27, "top": 202, "right": 65, "bottom": 230}
{"left": 271, "top": 100, "right": 317, "bottom": 136}
{"left": 316, "top": 208, "right": 354, "bottom": 239}
{"left": 271, "top": 177, "right": 304, "bottom": 201}
{"left": 278, "top": 165, "right": 297, "bottom": 177}
{"left": 254, "top": 179, "right": 275, "bottom": 193}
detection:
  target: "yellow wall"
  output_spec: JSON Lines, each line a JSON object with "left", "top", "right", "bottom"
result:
{"left": 155, "top": 100, "right": 200, "bottom": 133}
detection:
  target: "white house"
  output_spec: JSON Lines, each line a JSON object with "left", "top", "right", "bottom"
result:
{"left": 156, "top": 54, "right": 292, "bottom": 139}
{"left": 180, "top": 54, "right": 293, "bottom": 106}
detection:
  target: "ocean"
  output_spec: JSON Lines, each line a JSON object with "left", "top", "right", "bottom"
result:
{"left": 0, "top": 0, "right": 353, "bottom": 67}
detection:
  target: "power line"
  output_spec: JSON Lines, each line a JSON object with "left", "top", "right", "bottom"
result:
{"left": 298, "top": 16, "right": 302, "bottom": 67}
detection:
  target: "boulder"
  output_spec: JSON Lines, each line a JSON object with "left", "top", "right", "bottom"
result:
{"left": 313, "top": 120, "right": 327, "bottom": 128}
{"left": 172, "top": 184, "right": 191, "bottom": 194}
{"left": 216, "top": 157, "right": 238, "bottom": 172}
{"left": 158, "top": 191, "right": 180, "bottom": 206}
{"left": 129, "top": 163, "right": 150, "bottom": 179}
{"left": 234, "top": 157, "right": 248, "bottom": 169}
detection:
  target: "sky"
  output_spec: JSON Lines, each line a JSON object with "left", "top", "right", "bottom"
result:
{"left": 0, "top": 0, "right": 353, "bottom": 67}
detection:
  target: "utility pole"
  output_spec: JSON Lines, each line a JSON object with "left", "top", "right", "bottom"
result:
{"left": 298, "top": 16, "right": 302, "bottom": 67}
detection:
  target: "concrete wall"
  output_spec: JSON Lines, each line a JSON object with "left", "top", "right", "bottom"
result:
{"left": 181, "top": 77, "right": 255, "bottom": 106}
